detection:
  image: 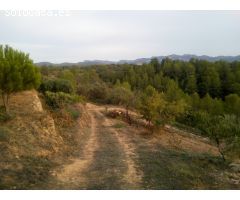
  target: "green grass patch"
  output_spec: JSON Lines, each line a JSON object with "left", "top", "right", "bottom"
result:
{"left": 136, "top": 144, "right": 234, "bottom": 189}
{"left": 66, "top": 106, "right": 81, "bottom": 120}
{"left": 112, "top": 122, "right": 126, "bottom": 129}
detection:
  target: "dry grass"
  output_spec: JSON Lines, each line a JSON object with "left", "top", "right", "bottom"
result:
{"left": 0, "top": 90, "right": 64, "bottom": 189}
{"left": 7, "top": 90, "right": 43, "bottom": 114}
{"left": 1, "top": 96, "right": 239, "bottom": 189}
{"left": 152, "top": 125, "right": 219, "bottom": 156}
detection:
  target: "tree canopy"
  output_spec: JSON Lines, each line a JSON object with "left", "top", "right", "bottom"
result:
{"left": 0, "top": 45, "right": 41, "bottom": 112}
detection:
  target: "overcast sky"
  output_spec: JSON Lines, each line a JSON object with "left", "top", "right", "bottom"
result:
{"left": 0, "top": 10, "right": 240, "bottom": 63}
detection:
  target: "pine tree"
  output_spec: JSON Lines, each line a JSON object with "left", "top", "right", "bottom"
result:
{"left": 0, "top": 45, "right": 41, "bottom": 112}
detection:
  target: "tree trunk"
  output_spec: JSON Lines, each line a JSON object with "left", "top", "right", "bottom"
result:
{"left": 1, "top": 93, "right": 9, "bottom": 113}
{"left": 125, "top": 106, "right": 132, "bottom": 125}
{"left": 125, "top": 106, "right": 128, "bottom": 118}
{"left": 148, "top": 120, "right": 151, "bottom": 127}
{"left": 219, "top": 150, "right": 226, "bottom": 162}
{"left": 216, "top": 138, "right": 226, "bottom": 162}
{"left": 148, "top": 120, "right": 153, "bottom": 133}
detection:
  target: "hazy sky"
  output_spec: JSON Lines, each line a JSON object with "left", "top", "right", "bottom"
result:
{"left": 0, "top": 10, "right": 240, "bottom": 63}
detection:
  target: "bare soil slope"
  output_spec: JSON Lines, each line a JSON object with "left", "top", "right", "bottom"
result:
{"left": 0, "top": 90, "right": 63, "bottom": 189}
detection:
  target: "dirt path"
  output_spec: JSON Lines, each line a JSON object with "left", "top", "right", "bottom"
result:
{"left": 55, "top": 105, "right": 99, "bottom": 189}
{"left": 47, "top": 103, "right": 239, "bottom": 189}
{"left": 101, "top": 112, "right": 142, "bottom": 189}
{"left": 53, "top": 103, "right": 142, "bottom": 189}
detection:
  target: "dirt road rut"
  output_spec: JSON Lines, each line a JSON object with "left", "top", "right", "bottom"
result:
{"left": 54, "top": 103, "right": 142, "bottom": 189}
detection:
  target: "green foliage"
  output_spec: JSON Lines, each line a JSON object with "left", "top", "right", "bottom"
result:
{"left": 139, "top": 85, "right": 164, "bottom": 125}
{"left": 120, "top": 81, "right": 131, "bottom": 90}
{"left": 112, "top": 81, "right": 133, "bottom": 100}
{"left": 40, "top": 58, "right": 240, "bottom": 159}
{"left": 0, "top": 45, "right": 41, "bottom": 112}
{"left": 190, "top": 92, "right": 200, "bottom": 111}
{"left": 66, "top": 106, "right": 81, "bottom": 119}
{"left": 59, "top": 69, "right": 77, "bottom": 92}
{"left": 112, "top": 122, "right": 126, "bottom": 129}
{"left": 114, "top": 79, "right": 121, "bottom": 87}
{"left": 178, "top": 111, "right": 210, "bottom": 134}
{"left": 88, "top": 83, "right": 109, "bottom": 103}
{"left": 202, "top": 115, "right": 240, "bottom": 160}
{"left": 36, "top": 58, "right": 240, "bottom": 161}
{"left": 76, "top": 69, "right": 102, "bottom": 96}
{"left": 215, "top": 115, "right": 240, "bottom": 139}
{"left": 179, "top": 110, "right": 240, "bottom": 160}
{"left": 39, "top": 78, "right": 74, "bottom": 94}
{"left": 45, "top": 91, "right": 82, "bottom": 109}
{"left": 109, "top": 82, "right": 135, "bottom": 123}
{"left": 225, "top": 94, "right": 240, "bottom": 116}
{"left": 96, "top": 58, "right": 240, "bottom": 100}
{"left": 198, "top": 94, "right": 224, "bottom": 115}
{"left": 138, "top": 83, "right": 187, "bottom": 128}
{"left": 164, "top": 79, "right": 185, "bottom": 101}
{"left": 182, "top": 63, "right": 197, "bottom": 94}
{"left": 150, "top": 58, "right": 161, "bottom": 73}
{"left": 110, "top": 87, "right": 133, "bottom": 106}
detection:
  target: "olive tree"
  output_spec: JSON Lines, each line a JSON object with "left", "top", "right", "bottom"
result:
{"left": 110, "top": 83, "right": 134, "bottom": 123}
{"left": 139, "top": 85, "right": 165, "bottom": 127}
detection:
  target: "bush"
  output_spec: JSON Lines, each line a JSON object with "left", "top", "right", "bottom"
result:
{"left": 225, "top": 94, "right": 240, "bottom": 116}
{"left": 179, "top": 111, "right": 240, "bottom": 138}
{"left": 177, "top": 110, "right": 214, "bottom": 138}
{"left": 178, "top": 111, "right": 240, "bottom": 160}
{"left": 67, "top": 106, "right": 81, "bottom": 120}
{"left": 88, "top": 83, "right": 109, "bottom": 103}
{"left": 39, "top": 79, "right": 74, "bottom": 94}
{"left": 44, "top": 91, "right": 83, "bottom": 109}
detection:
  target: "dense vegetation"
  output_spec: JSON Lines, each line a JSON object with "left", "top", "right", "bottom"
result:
{"left": 3, "top": 45, "right": 240, "bottom": 189}
{"left": 0, "top": 45, "right": 41, "bottom": 113}
{"left": 40, "top": 58, "right": 240, "bottom": 160}
{"left": 1, "top": 45, "right": 239, "bottom": 161}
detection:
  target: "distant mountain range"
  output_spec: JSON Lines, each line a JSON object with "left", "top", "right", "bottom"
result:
{"left": 35, "top": 54, "right": 240, "bottom": 67}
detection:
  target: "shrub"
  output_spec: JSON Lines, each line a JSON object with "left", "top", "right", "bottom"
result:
{"left": 178, "top": 111, "right": 240, "bottom": 161}
{"left": 67, "top": 106, "right": 81, "bottom": 120}
{"left": 44, "top": 91, "right": 83, "bottom": 109}
{"left": 198, "top": 94, "right": 224, "bottom": 115}
{"left": 225, "top": 94, "right": 240, "bottom": 116}
{"left": 88, "top": 83, "right": 109, "bottom": 103}
{"left": 39, "top": 79, "right": 74, "bottom": 94}
{"left": 178, "top": 110, "right": 211, "bottom": 135}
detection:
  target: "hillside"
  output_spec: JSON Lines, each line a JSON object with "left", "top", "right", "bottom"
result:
{"left": 1, "top": 91, "right": 240, "bottom": 189}
{"left": 35, "top": 54, "right": 240, "bottom": 67}
{"left": 1, "top": 10, "right": 240, "bottom": 191}
{"left": 46, "top": 104, "right": 240, "bottom": 189}
{"left": 0, "top": 91, "right": 63, "bottom": 188}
